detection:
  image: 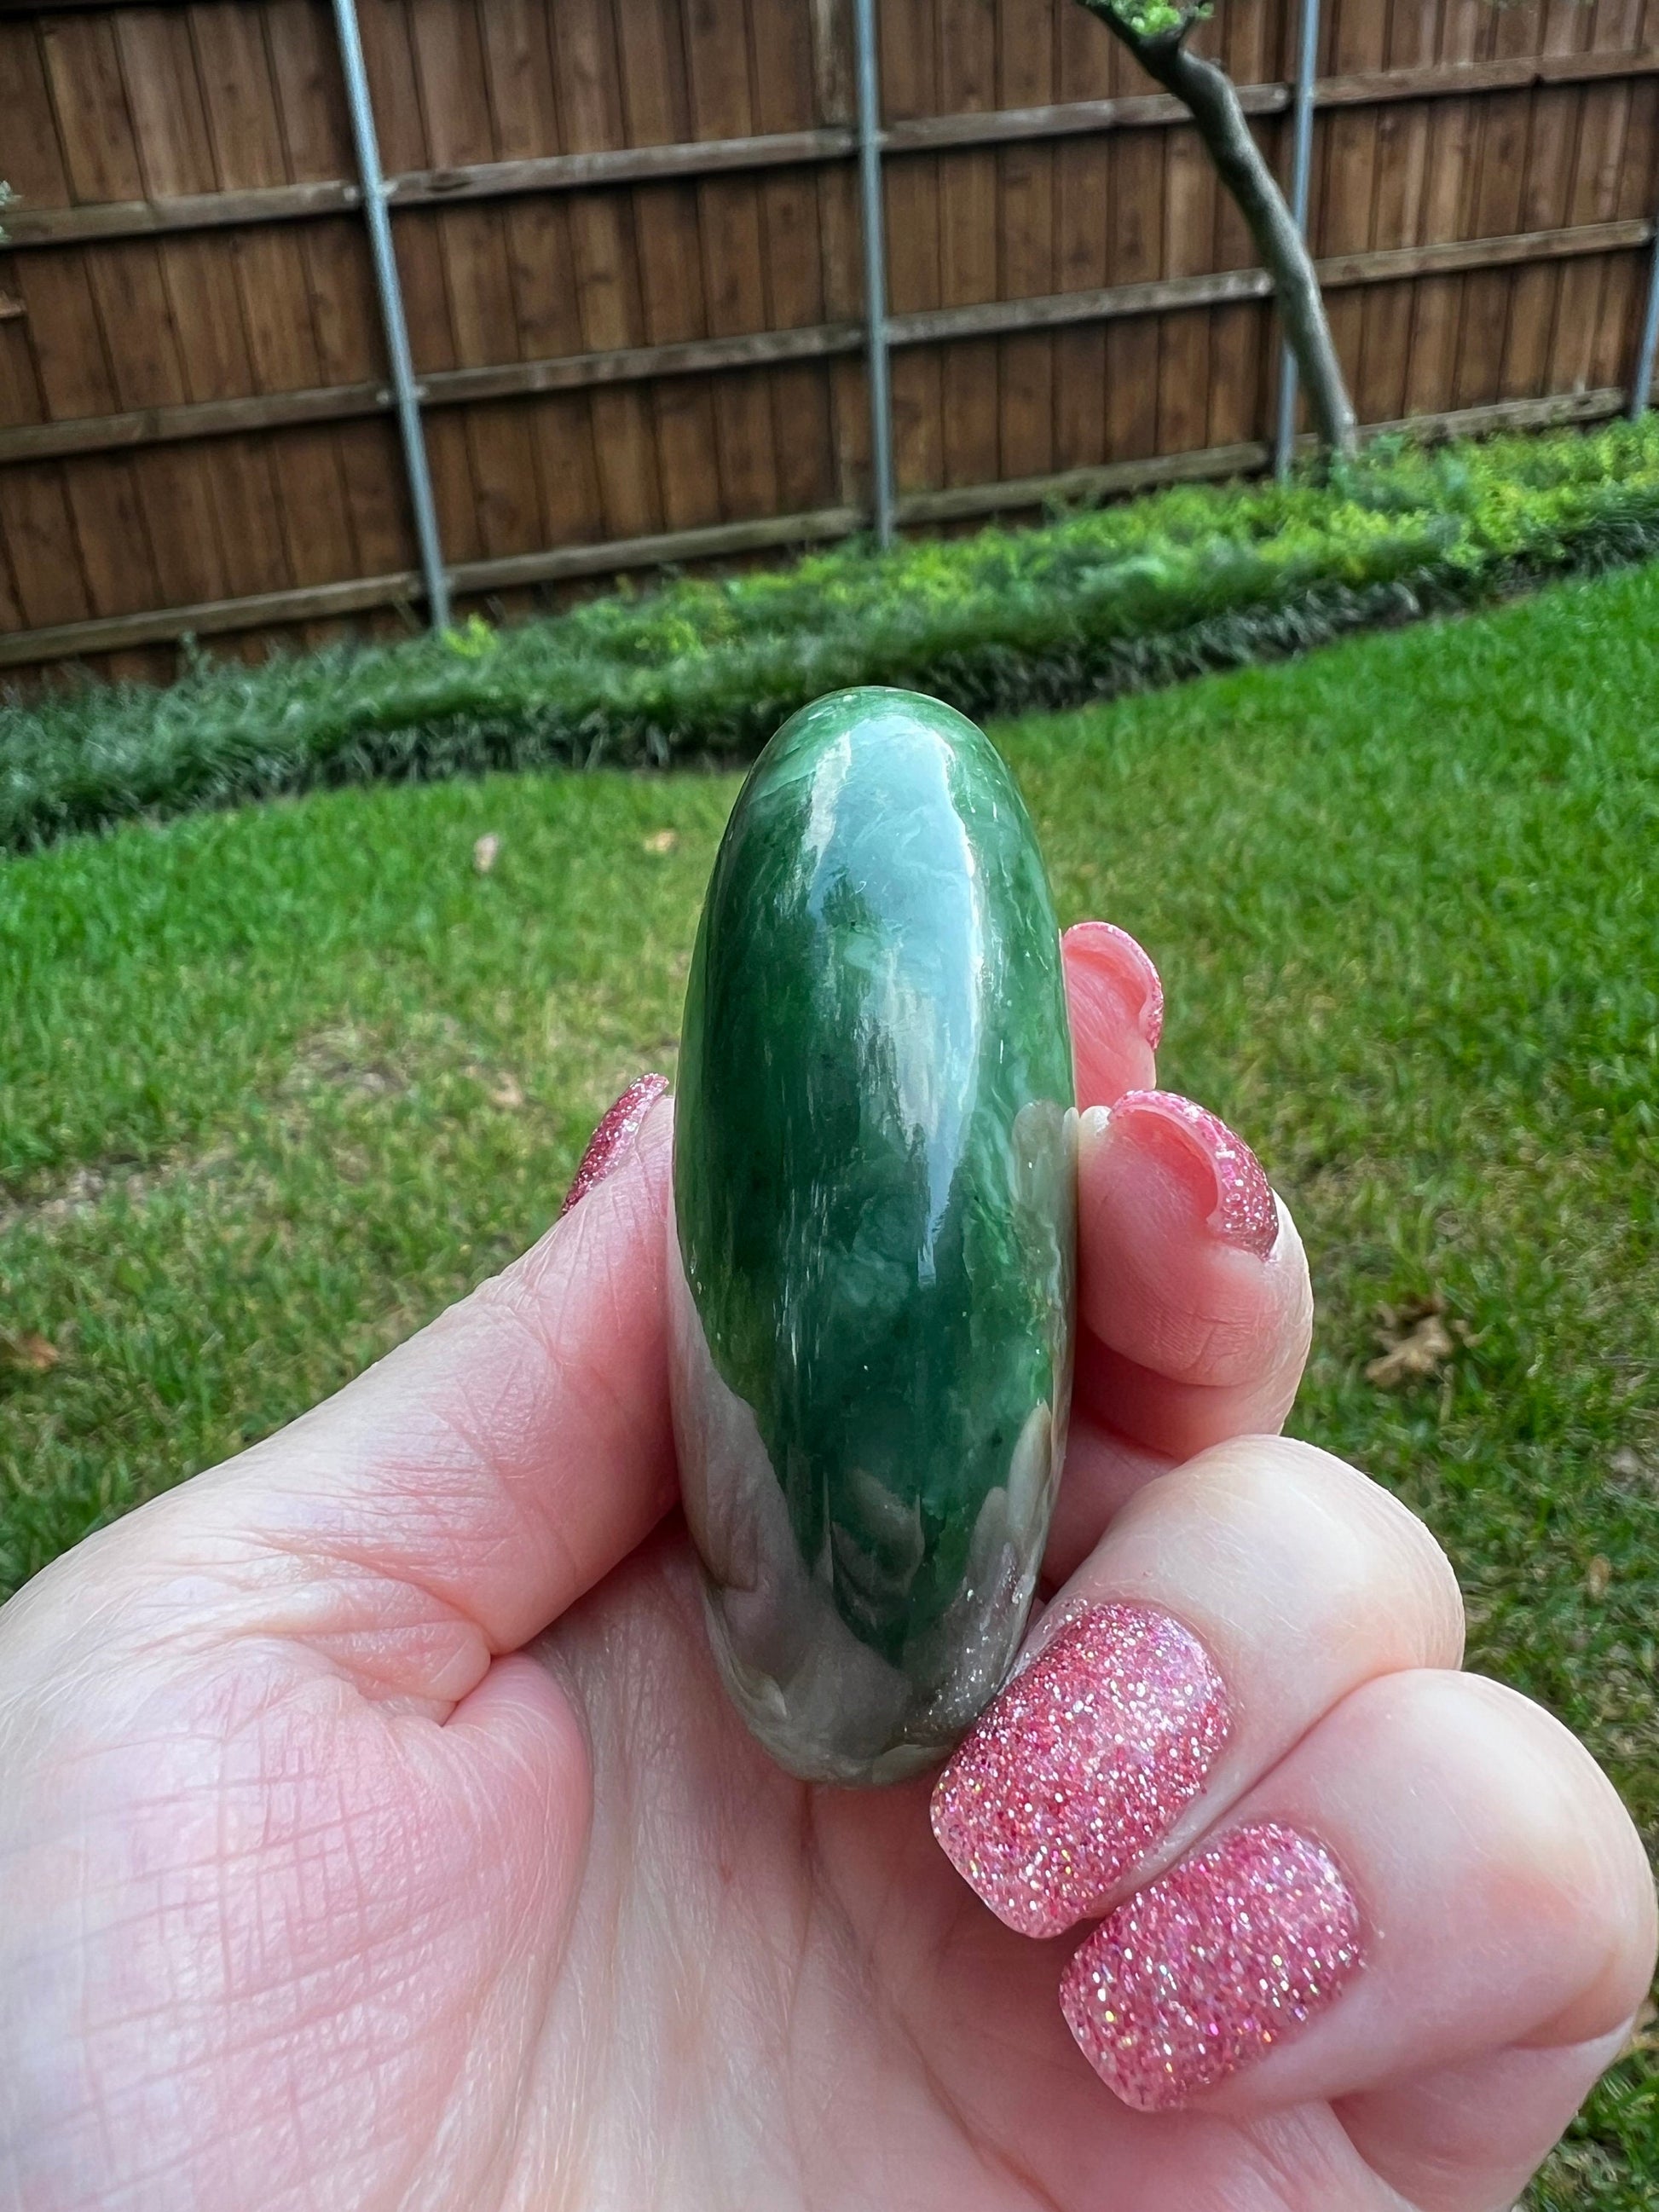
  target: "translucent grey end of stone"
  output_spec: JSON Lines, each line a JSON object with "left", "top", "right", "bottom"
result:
{"left": 667, "top": 1172, "right": 1073, "bottom": 1787}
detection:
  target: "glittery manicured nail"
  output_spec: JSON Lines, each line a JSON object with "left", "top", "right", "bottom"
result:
{"left": 559, "top": 1074, "right": 668, "bottom": 1219}
{"left": 1109, "top": 1090, "right": 1278, "bottom": 1260}
{"left": 930, "top": 1603, "right": 1231, "bottom": 1938}
{"left": 1062, "top": 921, "right": 1165, "bottom": 1049}
{"left": 1061, "top": 1822, "right": 1362, "bottom": 2111}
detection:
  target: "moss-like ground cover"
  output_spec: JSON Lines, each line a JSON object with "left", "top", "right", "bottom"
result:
{"left": 3, "top": 560, "right": 1656, "bottom": 2205}
{"left": 6, "top": 416, "right": 1659, "bottom": 853}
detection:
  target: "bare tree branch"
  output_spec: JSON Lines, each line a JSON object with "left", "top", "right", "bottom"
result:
{"left": 1078, "top": 3, "right": 1359, "bottom": 457}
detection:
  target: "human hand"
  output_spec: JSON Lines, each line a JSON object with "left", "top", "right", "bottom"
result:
{"left": 2, "top": 925, "right": 1650, "bottom": 2212}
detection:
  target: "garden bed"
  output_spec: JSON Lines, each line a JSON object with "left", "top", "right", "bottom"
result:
{"left": 5, "top": 416, "right": 1659, "bottom": 854}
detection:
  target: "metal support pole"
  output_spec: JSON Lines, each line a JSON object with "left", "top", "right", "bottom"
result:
{"left": 1275, "top": 0, "right": 1321, "bottom": 479}
{"left": 853, "top": 0, "right": 895, "bottom": 547}
{"left": 1631, "top": 216, "right": 1659, "bottom": 422}
{"left": 332, "top": 0, "right": 450, "bottom": 629}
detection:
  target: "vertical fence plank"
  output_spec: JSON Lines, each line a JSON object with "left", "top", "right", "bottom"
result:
{"left": 1500, "top": 3, "right": 1590, "bottom": 403}
{"left": 935, "top": 0, "right": 1002, "bottom": 489}
{"left": 1402, "top": 1, "right": 1485, "bottom": 417}
{"left": 1545, "top": 15, "right": 1612, "bottom": 398}
{"left": 0, "top": 14, "right": 159, "bottom": 629}
{"left": 414, "top": 0, "right": 546, "bottom": 564}
{"left": 611, "top": 0, "right": 722, "bottom": 532}
{"left": 1452, "top": 10, "right": 1535, "bottom": 408}
{"left": 193, "top": 3, "right": 364, "bottom": 597}
{"left": 115, "top": 6, "right": 276, "bottom": 611}
{"left": 1051, "top": 0, "right": 1113, "bottom": 472}
{"left": 1595, "top": 0, "right": 1659, "bottom": 391}
{"left": 681, "top": 0, "right": 783, "bottom": 523}
{"left": 1359, "top": 0, "right": 1436, "bottom": 427}
{"left": 548, "top": 2, "right": 662, "bottom": 542}
{"left": 1205, "top": 0, "right": 1273, "bottom": 453}
{"left": 751, "top": 0, "right": 839, "bottom": 515}
{"left": 807, "top": 0, "right": 870, "bottom": 512}
{"left": 3, "top": 464, "right": 98, "bottom": 630}
{"left": 1101, "top": 37, "right": 1165, "bottom": 468}
{"left": 880, "top": 0, "right": 945, "bottom": 495}
{"left": 1159, "top": 112, "right": 1217, "bottom": 457}
{"left": 473, "top": 0, "right": 609, "bottom": 552}
{"left": 46, "top": 11, "right": 234, "bottom": 613}
{"left": 0, "top": 488, "right": 31, "bottom": 636}
{"left": 996, "top": 0, "right": 1056, "bottom": 481}
{"left": 1320, "top": 0, "right": 1387, "bottom": 425}
{"left": 1573, "top": 0, "right": 1645, "bottom": 396}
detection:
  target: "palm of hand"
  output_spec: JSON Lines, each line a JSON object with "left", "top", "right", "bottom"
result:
{"left": 13, "top": 1527, "right": 1373, "bottom": 2212}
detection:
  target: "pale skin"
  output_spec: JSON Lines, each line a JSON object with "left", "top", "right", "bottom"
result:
{"left": 1, "top": 926, "right": 1651, "bottom": 2212}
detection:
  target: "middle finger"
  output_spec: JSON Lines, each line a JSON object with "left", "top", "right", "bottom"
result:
{"left": 934, "top": 1433, "right": 1464, "bottom": 1938}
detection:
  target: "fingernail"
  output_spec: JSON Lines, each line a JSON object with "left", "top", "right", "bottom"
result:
{"left": 1062, "top": 921, "right": 1165, "bottom": 1048}
{"left": 558, "top": 1074, "right": 669, "bottom": 1219}
{"left": 1109, "top": 1090, "right": 1278, "bottom": 1260}
{"left": 930, "top": 1603, "right": 1231, "bottom": 1938}
{"left": 1061, "top": 1822, "right": 1361, "bottom": 2111}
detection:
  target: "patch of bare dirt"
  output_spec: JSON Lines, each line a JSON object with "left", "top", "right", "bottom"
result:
{"left": 0, "top": 1147, "right": 236, "bottom": 1239}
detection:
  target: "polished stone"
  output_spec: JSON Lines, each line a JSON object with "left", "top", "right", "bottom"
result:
{"left": 670, "top": 688, "right": 1075, "bottom": 1783}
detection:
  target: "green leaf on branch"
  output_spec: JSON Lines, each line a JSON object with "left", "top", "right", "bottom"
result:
{"left": 1088, "top": 1, "right": 1209, "bottom": 37}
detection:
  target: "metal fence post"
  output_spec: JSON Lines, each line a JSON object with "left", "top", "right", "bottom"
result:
{"left": 853, "top": 0, "right": 896, "bottom": 547}
{"left": 332, "top": 0, "right": 451, "bottom": 629}
{"left": 1275, "top": 0, "right": 1321, "bottom": 479}
{"left": 1631, "top": 212, "right": 1659, "bottom": 422}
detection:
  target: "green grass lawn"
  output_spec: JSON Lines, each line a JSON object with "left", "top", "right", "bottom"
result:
{"left": 3, "top": 561, "right": 1657, "bottom": 2206}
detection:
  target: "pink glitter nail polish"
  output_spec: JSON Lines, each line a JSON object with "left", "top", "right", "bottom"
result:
{"left": 1061, "top": 1822, "right": 1362, "bottom": 2111}
{"left": 1061, "top": 921, "right": 1165, "bottom": 1049}
{"left": 930, "top": 1604, "right": 1231, "bottom": 1938}
{"left": 559, "top": 1073, "right": 669, "bottom": 1219}
{"left": 1110, "top": 1089, "right": 1279, "bottom": 1260}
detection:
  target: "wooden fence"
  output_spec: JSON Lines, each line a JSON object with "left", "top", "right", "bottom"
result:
{"left": 2, "top": 0, "right": 1657, "bottom": 684}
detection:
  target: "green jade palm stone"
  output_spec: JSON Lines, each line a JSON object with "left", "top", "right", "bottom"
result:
{"left": 669, "top": 688, "right": 1077, "bottom": 1785}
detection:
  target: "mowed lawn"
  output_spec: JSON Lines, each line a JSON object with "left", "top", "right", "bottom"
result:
{"left": 3, "top": 562, "right": 1657, "bottom": 2208}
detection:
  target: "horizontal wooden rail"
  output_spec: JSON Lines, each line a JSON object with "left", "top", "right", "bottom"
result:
{"left": 897, "top": 442, "right": 1273, "bottom": 524}
{"left": 0, "top": 382, "right": 390, "bottom": 461}
{"left": 0, "top": 509, "right": 861, "bottom": 667}
{"left": 389, "top": 130, "right": 857, "bottom": 207}
{"left": 423, "top": 321, "right": 864, "bottom": 407}
{"left": 0, "top": 326, "right": 869, "bottom": 462}
{"left": 5, "top": 51, "right": 1657, "bottom": 249}
{"left": 445, "top": 506, "right": 861, "bottom": 596}
{"left": 0, "top": 180, "right": 360, "bottom": 246}
{"left": 3, "top": 219, "right": 1647, "bottom": 466}
{"left": 0, "top": 389, "right": 1630, "bottom": 671}
{"left": 1314, "top": 216, "right": 1654, "bottom": 290}
{"left": 885, "top": 265, "right": 1274, "bottom": 347}
{"left": 1321, "top": 48, "right": 1659, "bottom": 106}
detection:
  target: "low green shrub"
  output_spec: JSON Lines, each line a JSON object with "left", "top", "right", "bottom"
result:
{"left": 5, "top": 415, "right": 1659, "bottom": 853}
